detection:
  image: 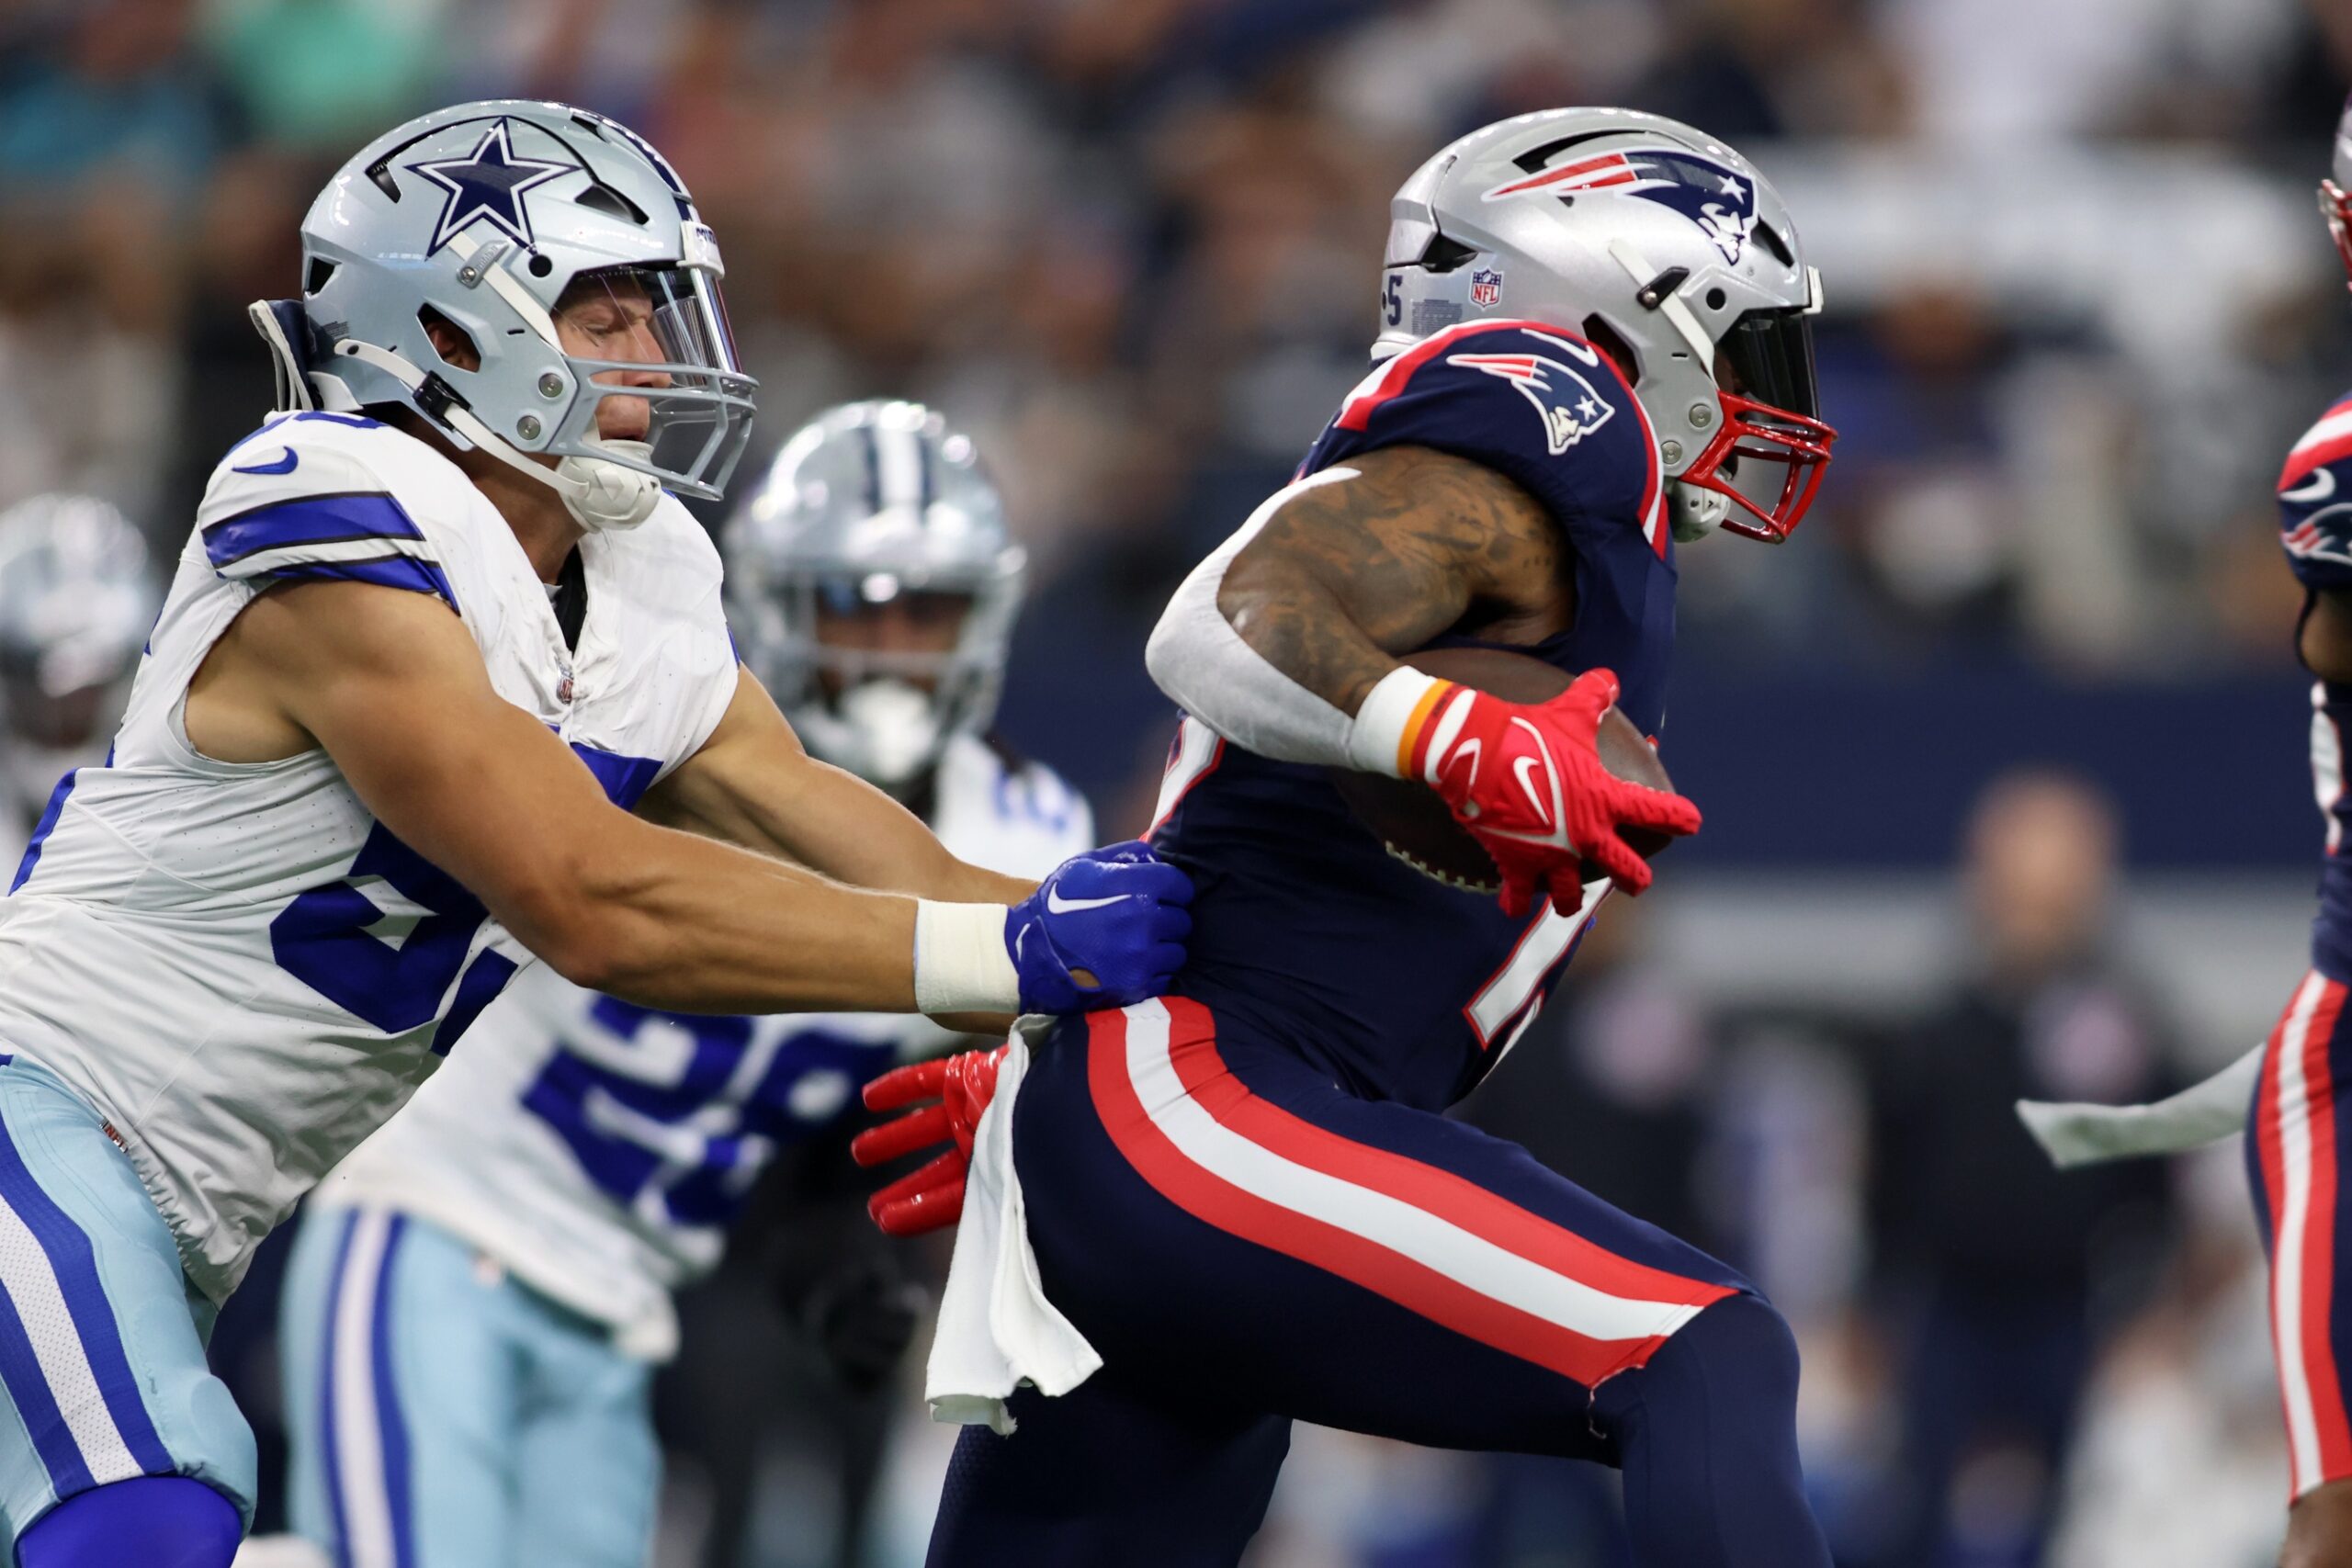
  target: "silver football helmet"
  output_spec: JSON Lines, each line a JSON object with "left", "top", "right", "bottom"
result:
{"left": 250, "top": 100, "right": 757, "bottom": 531}
{"left": 2322, "top": 94, "right": 2352, "bottom": 289}
{"left": 1377, "top": 107, "right": 1832, "bottom": 543}
{"left": 726, "top": 401, "right": 1025, "bottom": 792}
{"left": 0, "top": 495, "right": 157, "bottom": 816}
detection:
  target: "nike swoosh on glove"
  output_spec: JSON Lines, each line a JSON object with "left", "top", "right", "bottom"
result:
{"left": 1002, "top": 840, "right": 1193, "bottom": 1014}
{"left": 852, "top": 1044, "right": 1006, "bottom": 1235}
{"left": 1411, "top": 668, "right": 1702, "bottom": 916}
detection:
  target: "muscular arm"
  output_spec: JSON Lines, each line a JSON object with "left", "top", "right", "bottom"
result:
{"left": 638, "top": 666, "right": 1031, "bottom": 907}
{"left": 191, "top": 581, "right": 965, "bottom": 1015}
{"left": 1213, "top": 445, "right": 1573, "bottom": 716}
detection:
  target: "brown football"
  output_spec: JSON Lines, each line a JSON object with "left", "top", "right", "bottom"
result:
{"left": 1327, "top": 646, "right": 1677, "bottom": 894}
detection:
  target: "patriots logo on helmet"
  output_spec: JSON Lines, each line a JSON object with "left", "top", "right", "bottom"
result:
{"left": 1447, "top": 348, "right": 1615, "bottom": 457}
{"left": 407, "top": 119, "right": 574, "bottom": 257}
{"left": 1483, "top": 148, "right": 1758, "bottom": 266}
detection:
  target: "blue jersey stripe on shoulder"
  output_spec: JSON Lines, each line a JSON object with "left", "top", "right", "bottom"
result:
{"left": 252, "top": 554, "right": 459, "bottom": 610}
{"left": 203, "top": 492, "right": 425, "bottom": 570}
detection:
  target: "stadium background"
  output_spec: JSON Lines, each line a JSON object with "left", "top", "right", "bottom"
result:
{"left": 6, "top": 0, "right": 2350, "bottom": 1563}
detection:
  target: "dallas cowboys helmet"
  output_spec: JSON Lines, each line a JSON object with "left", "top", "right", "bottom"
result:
{"left": 250, "top": 100, "right": 756, "bottom": 531}
{"left": 0, "top": 494, "right": 157, "bottom": 813}
{"left": 726, "top": 402, "right": 1025, "bottom": 792}
{"left": 2322, "top": 94, "right": 2352, "bottom": 289}
{"left": 1378, "top": 107, "right": 1832, "bottom": 543}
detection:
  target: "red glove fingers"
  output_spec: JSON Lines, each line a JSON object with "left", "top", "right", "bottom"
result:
{"left": 866, "top": 1155, "right": 967, "bottom": 1236}
{"left": 849, "top": 1101, "right": 952, "bottom": 1168}
{"left": 862, "top": 1056, "right": 949, "bottom": 1114}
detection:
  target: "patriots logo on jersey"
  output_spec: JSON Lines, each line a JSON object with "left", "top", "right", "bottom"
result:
{"left": 1483, "top": 149, "right": 1758, "bottom": 266}
{"left": 407, "top": 119, "right": 575, "bottom": 256}
{"left": 1446, "top": 348, "right": 1616, "bottom": 457}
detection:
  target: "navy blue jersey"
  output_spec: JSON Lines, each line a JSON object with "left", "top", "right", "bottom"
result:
{"left": 2281, "top": 394, "right": 2352, "bottom": 983}
{"left": 1150, "top": 321, "right": 1674, "bottom": 1111}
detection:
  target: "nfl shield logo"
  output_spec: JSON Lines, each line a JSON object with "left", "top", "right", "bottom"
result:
{"left": 1469, "top": 268, "right": 1503, "bottom": 308}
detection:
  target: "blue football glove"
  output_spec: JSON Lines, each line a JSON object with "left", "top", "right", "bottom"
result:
{"left": 1004, "top": 840, "right": 1193, "bottom": 1014}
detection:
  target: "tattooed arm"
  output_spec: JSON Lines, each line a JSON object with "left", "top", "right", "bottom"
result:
{"left": 1143, "top": 445, "right": 1574, "bottom": 764}
{"left": 1214, "top": 445, "right": 1573, "bottom": 716}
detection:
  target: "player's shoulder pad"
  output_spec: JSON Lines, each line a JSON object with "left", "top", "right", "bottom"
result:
{"left": 1317, "top": 321, "right": 1666, "bottom": 558}
{"left": 2278, "top": 390, "right": 2352, "bottom": 591}
{"left": 197, "top": 412, "right": 463, "bottom": 609}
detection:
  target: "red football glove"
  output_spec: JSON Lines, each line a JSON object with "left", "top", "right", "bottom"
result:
{"left": 850, "top": 1044, "right": 1007, "bottom": 1237}
{"left": 1412, "top": 669, "right": 1702, "bottom": 916}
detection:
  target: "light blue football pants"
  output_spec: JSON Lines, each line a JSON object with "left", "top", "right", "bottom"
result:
{"left": 280, "top": 1205, "right": 659, "bottom": 1568}
{"left": 0, "top": 1053, "right": 255, "bottom": 1545}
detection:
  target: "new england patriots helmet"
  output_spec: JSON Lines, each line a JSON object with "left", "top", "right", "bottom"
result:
{"left": 1377, "top": 107, "right": 1832, "bottom": 543}
{"left": 726, "top": 402, "right": 1025, "bottom": 792}
{"left": 0, "top": 494, "right": 157, "bottom": 811}
{"left": 251, "top": 100, "right": 756, "bottom": 531}
{"left": 2321, "top": 94, "right": 2352, "bottom": 288}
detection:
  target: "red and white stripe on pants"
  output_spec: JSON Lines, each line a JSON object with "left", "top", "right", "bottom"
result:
{"left": 2256, "top": 970, "right": 2352, "bottom": 1496}
{"left": 1087, "top": 996, "right": 1736, "bottom": 1388}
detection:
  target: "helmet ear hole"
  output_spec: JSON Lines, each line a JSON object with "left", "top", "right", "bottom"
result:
{"left": 1581, "top": 314, "right": 1640, "bottom": 387}
{"left": 416, "top": 306, "right": 481, "bottom": 373}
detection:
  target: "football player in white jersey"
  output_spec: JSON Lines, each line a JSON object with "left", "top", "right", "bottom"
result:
{"left": 0, "top": 494, "right": 157, "bottom": 873}
{"left": 274, "top": 400, "right": 1093, "bottom": 1568}
{"left": 0, "top": 103, "right": 1190, "bottom": 1568}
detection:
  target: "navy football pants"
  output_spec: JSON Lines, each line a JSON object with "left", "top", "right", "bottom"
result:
{"left": 925, "top": 998, "right": 1830, "bottom": 1566}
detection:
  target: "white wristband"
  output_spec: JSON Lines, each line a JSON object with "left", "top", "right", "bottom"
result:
{"left": 1345, "top": 667, "right": 1448, "bottom": 778}
{"left": 913, "top": 900, "right": 1022, "bottom": 1015}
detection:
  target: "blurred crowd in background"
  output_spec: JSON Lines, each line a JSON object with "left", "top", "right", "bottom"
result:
{"left": 6, "top": 0, "right": 2351, "bottom": 1564}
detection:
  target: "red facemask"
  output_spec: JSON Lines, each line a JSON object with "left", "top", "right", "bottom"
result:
{"left": 2324, "top": 179, "right": 2352, "bottom": 288}
{"left": 1674, "top": 389, "right": 1838, "bottom": 543}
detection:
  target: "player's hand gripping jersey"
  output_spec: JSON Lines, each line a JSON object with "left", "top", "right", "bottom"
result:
{"left": 1149, "top": 321, "right": 1670, "bottom": 1111}
{"left": 312, "top": 733, "right": 1092, "bottom": 1358}
{"left": 0, "top": 412, "right": 739, "bottom": 1303}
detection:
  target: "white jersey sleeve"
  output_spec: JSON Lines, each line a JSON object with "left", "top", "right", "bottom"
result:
{"left": 314, "top": 732, "right": 1094, "bottom": 1359}
{"left": 0, "top": 412, "right": 740, "bottom": 1303}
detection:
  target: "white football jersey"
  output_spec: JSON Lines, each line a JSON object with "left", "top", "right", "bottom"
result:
{"left": 313, "top": 732, "right": 1093, "bottom": 1359}
{"left": 0, "top": 412, "right": 739, "bottom": 1303}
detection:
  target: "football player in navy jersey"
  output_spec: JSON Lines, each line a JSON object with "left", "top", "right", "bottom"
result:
{"left": 2244, "top": 94, "right": 2352, "bottom": 1568}
{"left": 860, "top": 108, "right": 1838, "bottom": 1567}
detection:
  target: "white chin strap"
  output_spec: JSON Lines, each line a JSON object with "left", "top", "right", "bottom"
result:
{"left": 1669, "top": 482, "right": 1729, "bottom": 543}
{"left": 330, "top": 339, "right": 662, "bottom": 532}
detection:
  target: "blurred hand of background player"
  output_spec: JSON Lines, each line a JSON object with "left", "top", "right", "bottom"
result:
{"left": 1004, "top": 840, "right": 1193, "bottom": 1013}
{"left": 798, "top": 1257, "right": 926, "bottom": 1392}
{"left": 1424, "top": 670, "right": 1702, "bottom": 913}
{"left": 853, "top": 1043, "right": 1007, "bottom": 1235}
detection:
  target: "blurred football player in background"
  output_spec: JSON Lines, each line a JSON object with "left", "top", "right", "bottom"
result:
{"left": 863, "top": 107, "right": 1838, "bottom": 1566}
{"left": 275, "top": 400, "right": 1092, "bottom": 1568}
{"left": 2244, "top": 91, "right": 2352, "bottom": 1568}
{"left": 0, "top": 494, "right": 155, "bottom": 869}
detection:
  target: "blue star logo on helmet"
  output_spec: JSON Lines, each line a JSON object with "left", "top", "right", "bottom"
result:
{"left": 406, "top": 119, "right": 574, "bottom": 256}
{"left": 1483, "top": 148, "right": 1758, "bottom": 265}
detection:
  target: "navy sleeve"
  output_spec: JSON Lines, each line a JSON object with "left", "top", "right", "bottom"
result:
{"left": 2282, "top": 393, "right": 2352, "bottom": 593}
{"left": 1304, "top": 321, "right": 1666, "bottom": 559}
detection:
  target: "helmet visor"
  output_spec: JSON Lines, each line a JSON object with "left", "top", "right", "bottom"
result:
{"left": 550, "top": 265, "right": 758, "bottom": 501}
